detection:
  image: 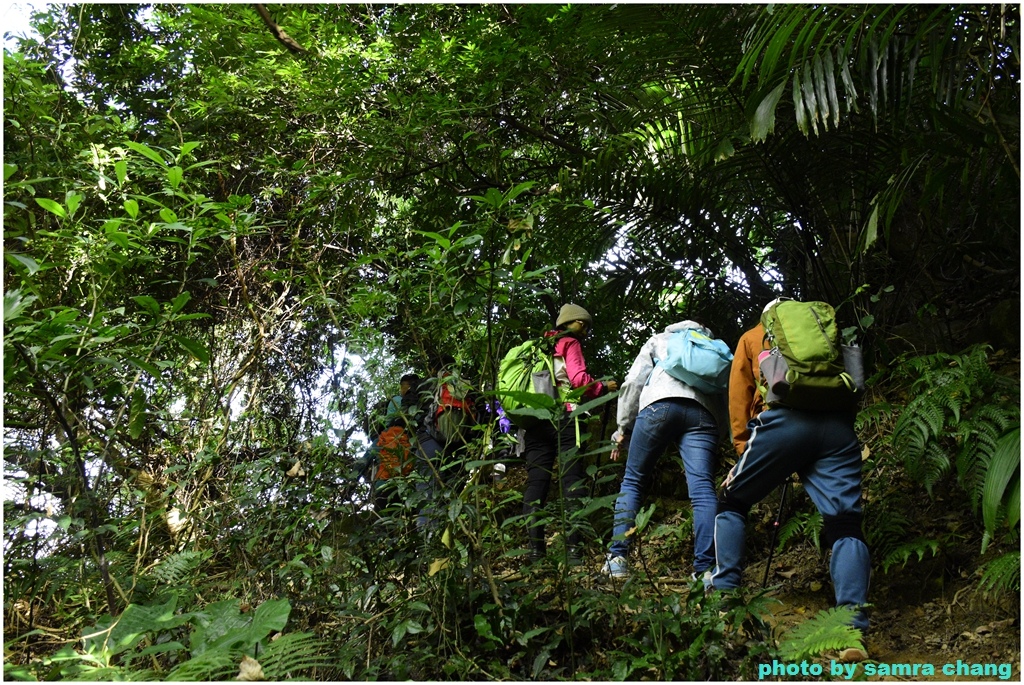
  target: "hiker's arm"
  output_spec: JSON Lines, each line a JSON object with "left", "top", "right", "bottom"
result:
{"left": 729, "top": 327, "right": 762, "bottom": 455}
{"left": 615, "top": 337, "right": 655, "bottom": 437}
{"left": 557, "top": 336, "right": 604, "bottom": 400}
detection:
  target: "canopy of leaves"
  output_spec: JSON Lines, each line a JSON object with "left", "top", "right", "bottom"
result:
{"left": 3, "top": 3, "right": 1018, "bottom": 680}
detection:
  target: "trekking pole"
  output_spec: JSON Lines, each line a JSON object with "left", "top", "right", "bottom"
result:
{"left": 761, "top": 479, "right": 790, "bottom": 588}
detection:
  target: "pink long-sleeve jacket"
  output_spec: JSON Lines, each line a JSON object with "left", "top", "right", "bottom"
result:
{"left": 547, "top": 330, "right": 605, "bottom": 409}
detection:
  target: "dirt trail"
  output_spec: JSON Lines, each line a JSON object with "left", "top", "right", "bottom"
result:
{"left": 748, "top": 545, "right": 1020, "bottom": 682}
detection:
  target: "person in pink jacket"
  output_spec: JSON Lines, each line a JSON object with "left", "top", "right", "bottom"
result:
{"left": 522, "top": 304, "right": 618, "bottom": 563}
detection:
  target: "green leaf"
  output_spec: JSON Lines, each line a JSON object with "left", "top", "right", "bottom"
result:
{"left": 172, "top": 335, "right": 210, "bottom": 363}
{"left": 65, "top": 191, "right": 83, "bottom": 218}
{"left": 6, "top": 253, "right": 41, "bottom": 276}
{"left": 4, "top": 163, "right": 18, "bottom": 182}
{"left": 170, "top": 291, "right": 191, "bottom": 314}
{"left": 159, "top": 208, "right": 178, "bottom": 223}
{"left": 474, "top": 615, "right": 497, "bottom": 642}
{"left": 751, "top": 81, "right": 787, "bottom": 141}
{"left": 84, "top": 595, "right": 191, "bottom": 657}
{"left": 168, "top": 166, "right": 184, "bottom": 188}
{"left": 114, "top": 160, "right": 128, "bottom": 185}
{"left": 124, "top": 199, "right": 139, "bottom": 220}
{"left": 179, "top": 141, "right": 201, "bottom": 157}
{"left": 132, "top": 296, "right": 161, "bottom": 316}
{"left": 190, "top": 598, "right": 291, "bottom": 657}
{"left": 125, "top": 140, "right": 167, "bottom": 166}
{"left": 35, "top": 197, "right": 66, "bottom": 218}
{"left": 860, "top": 204, "right": 879, "bottom": 254}
{"left": 129, "top": 389, "right": 147, "bottom": 440}
{"left": 635, "top": 503, "right": 656, "bottom": 533}
{"left": 982, "top": 428, "right": 1020, "bottom": 546}
{"left": 125, "top": 356, "right": 163, "bottom": 378}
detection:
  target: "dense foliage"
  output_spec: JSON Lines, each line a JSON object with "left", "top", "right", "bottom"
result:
{"left": 3, "top": 4, "right": 1019, "bottom": 680}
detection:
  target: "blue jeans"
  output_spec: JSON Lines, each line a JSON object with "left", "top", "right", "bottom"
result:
{"left": 610, "top": 399, "right": 719, "bottom": 574}
{"left": 712, "top": 408, "right": 870, "bottom": 630}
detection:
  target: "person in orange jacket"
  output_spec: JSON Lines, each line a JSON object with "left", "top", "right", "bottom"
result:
{"left": 728, "top": 322, "right": 766, "bottom": 455}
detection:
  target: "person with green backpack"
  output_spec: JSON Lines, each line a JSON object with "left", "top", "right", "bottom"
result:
{"left": 711, "top": 299, "right": 870, "bottom": 662}
{"left": 520, "top": 304, "right": 618, "bottom": 563}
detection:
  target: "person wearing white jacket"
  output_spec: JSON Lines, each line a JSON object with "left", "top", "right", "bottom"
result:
{"left": 604, "top": 321, "right": 729, "bottom": 580}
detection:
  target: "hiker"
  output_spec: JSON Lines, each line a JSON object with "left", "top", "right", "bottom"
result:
{"left": 371, "top": 423, "right": 413, "bottom": 512}
{"left": 429, "top": 354, "right": 477, "bottom": 466}
{"left": 728, "top": 322, "right": 766, "bottom": 455}
{"left": 386, "top": 373, "right": 419, "bottom": 419}
{"left": 522, "top": 303, "right": 618, "bottom": 562}
{"left": 603, "top": 321, "right": 729, "bottom": 581}
{"left": 395, "top": 375, "right": 447, "bottom": 531}
{"left": 711, "top": 302, "right": 870, "bottom": 662}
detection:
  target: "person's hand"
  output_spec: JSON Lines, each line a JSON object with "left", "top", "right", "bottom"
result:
{"left": 610, "top": 429, "right": 626, "bottom": 461}
{"left": 722, "top": 465, "right": 737, "bottom": 488}
{"left": 605, "top": 379, "right": 619, "bottom": 393}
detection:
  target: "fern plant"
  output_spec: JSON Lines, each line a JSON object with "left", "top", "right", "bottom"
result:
{"left": 978, "top": 551, "right": 1021, "bottom": 601}
{"left": 887, "top": 345, "right": 1019, "bottom": 549}
{"left": 777, "top": 606, "right": 865, "bottom": 662}
{"left": 776, "top": 510, "right": 823, "bottom": 553}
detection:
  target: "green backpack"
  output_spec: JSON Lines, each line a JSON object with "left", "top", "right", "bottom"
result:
{"left": 497, "top": 337, "right": 560, "bottom": 428}
{"left": 759, "top": 299, "right": 862, "bottom": 411}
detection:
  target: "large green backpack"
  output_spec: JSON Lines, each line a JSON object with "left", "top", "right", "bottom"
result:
{"left": 759, "top": 299, "right": 862, "bottom": 411}
{"left": 497, "top": 337, "right": 560, "bottom": 428}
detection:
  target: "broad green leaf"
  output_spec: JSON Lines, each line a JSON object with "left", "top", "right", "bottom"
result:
{"left": 84, "top": 595, "right": 191, "bottom": 657}
{"left": 167, "top": 165, "right": 184, "bottom": 188}
{"left": 860, "top": 204, "right": 880, "bottom": 255}
{"left": 125, "top": 140, "right": 166, "bottom": 166}
{"left": 132, "top": 296, "right": 161, "bottom": 316}
{"left": 114, "top": 160, "right": 128, "bottom": 185}
{"left": 35, "top": 197, "right": 66, "bottom": 218}
{"left": 179, "top": 141, "right": 201, "bottom": 157}
{"left": 635, "top": 503, "right": 656, "bottom": 532}
{"left": 124, "top": 199, "right": 139, "bottom": 220}
{"left": 125, "top": 356, "right": 163, "bottom": 378}
{"left": 159, "top": 208, "right": 178, "bottom": 223}
{"left": 4, "top": 289, "right": 36, "bottom": 322}
{"left": 129, "top": 389, "right": 147, "bottom": 440}
{"left": 171, "top": 291, "right": 191, "bottom": 314}
{"left": 982, "top": 428, "right": 1020, "bottom": 547}
{"left": 65, "top": 191, "right": 83, "bottom": 218}
{"left": 172, "top": 334, "right": 210, "bottom": 363}
{"left": 6, "top": 253, "right": 41, "bottom": 276}
{"left": 751, "top": 81, "right": 787, "bottom": 141}
{"left": 4, "top": 163, "right": 17, "bottom": 182}
{"left": 415, "top": 230, "right": 450, "bottom": 250}
{"left": 189, "top": 598, "right": 291, "bottom": 658}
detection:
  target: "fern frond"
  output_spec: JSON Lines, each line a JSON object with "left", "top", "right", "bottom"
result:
{"left": 881, "top": 537, "right": 942, "bottom": 573}
{"left": 257, "top": 632, "right": 331, "bottom": 680}
{"left": 164, "top": 649, "right": 238, "bottom": 681}
{"left": 978, "top": 551, "right": 1020, "bottom": 600}
{"left": 778, "top": 606, "right": 864, "bottom": 661}
{"left": 149, "top": 550, "right": 211, "bottom": 586}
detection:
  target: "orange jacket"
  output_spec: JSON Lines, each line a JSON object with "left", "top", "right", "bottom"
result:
{"left": 729, "top": 323, "right": 768, "bottom": 455}
{"left": 375, "top": 426, "right": 413, "bottom": 480}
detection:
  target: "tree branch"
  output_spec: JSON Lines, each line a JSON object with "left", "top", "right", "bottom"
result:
{"left": 253, "top": 4, "right": 310, "bottom": 54}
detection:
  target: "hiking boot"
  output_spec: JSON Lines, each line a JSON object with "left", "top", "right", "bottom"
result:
{"left": 839, "top": 647, "right": 869, "bottom": 663}
{"left": 528, "top": 541, "right": 546, "bottom": 563}
{"left": 690, "top": 569, "right": 713, "bottom": 588}
{"left": 602, "top": 554, "right": 628, "bottom": 578}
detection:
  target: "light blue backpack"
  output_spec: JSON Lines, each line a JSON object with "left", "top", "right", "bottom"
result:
{"left": 657, "top": 328, "right": 733, "bottom": 394}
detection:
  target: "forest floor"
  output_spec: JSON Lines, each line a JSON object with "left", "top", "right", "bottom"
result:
{"left": 741, "top": 544, "right": 1020, "bottom": 682}
{"left": 502, "top": 463, "right": 1021, "bottom": 682}
{"left": 570, "top": 522, "right": 1020, "bottom": 682}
